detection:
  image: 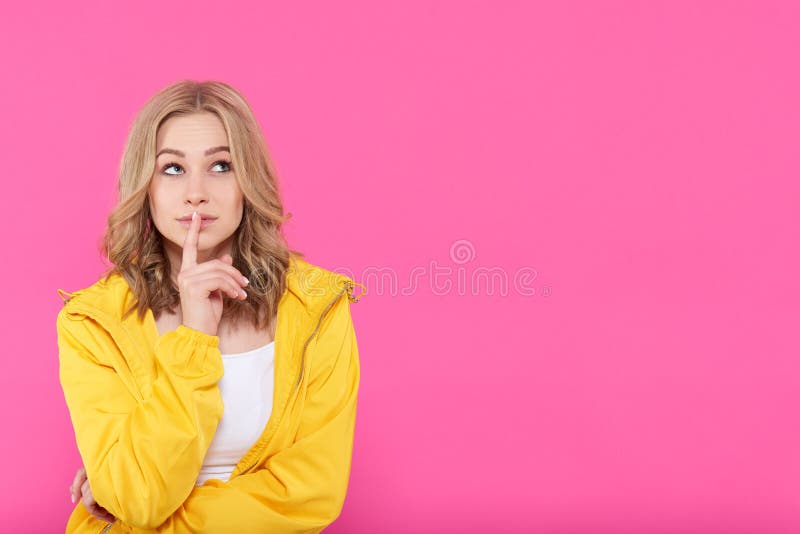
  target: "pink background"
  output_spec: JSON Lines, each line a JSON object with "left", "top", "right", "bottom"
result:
{"left": 1, "top": 1, "right": 798, "bottom": 532}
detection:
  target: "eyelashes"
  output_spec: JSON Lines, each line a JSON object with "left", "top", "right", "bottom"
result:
{"left": 161, "top": 160, "right": 232, "bottom": 176}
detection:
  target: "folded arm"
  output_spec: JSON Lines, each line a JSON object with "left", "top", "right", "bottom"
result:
{"left": 58, "top": 309, "right": 225, "bottom": 530}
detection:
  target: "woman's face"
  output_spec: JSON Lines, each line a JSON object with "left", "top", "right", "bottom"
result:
{"left": 148, "top": 112, "right": 243, "bottom": 270}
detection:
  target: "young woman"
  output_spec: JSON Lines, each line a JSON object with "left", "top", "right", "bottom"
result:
{"left": 57, "top": 80, "right": 365, "bottom": 533}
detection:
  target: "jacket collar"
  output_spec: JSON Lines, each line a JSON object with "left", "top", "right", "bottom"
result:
{"left": 283, "top": 256, "right": 358, "bottom": 316}
{"left": 58, "top": 255, "right": 359, "bottom": 320}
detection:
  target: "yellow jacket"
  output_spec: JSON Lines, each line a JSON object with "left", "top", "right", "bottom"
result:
{"left": 56, "top": 257, "right": 364, "bottom": 533}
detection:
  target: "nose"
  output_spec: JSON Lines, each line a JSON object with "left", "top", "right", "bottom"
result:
{"left": 184, "top": 170, "right": 209, "bottom": 207}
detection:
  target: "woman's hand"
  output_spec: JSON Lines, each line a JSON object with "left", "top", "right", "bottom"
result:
{"left": 178, "top": 210, "right": 249, "bottom": 336}
{"left": 70, "top": 466, "right": 117, "bottom": 523}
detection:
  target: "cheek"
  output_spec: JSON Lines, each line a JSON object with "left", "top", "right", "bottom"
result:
{"left": 235, "top": 197, "right": 245, "bottom": 221}
{"left": 147, "top": 188, "right": 172, "bottom": 230}
{"left": 147, "top": 182, "right": 161, "bottom": 212}
{"left": 223, "top": 185, "right": 244, "bottom": 212}
{"left": 148, "top": 182, "right": 174, "bottom": 215}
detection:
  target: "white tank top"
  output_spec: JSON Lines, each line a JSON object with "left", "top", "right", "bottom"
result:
{"left": 195, "top": 340, "right": 275, "bottom": 485}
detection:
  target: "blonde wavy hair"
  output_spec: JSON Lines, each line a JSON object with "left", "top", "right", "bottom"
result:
{"left": 101, "top": 79, "right": 303, "bottom": 333}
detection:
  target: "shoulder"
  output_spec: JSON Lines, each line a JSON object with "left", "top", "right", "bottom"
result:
{"left": 56, "top": 271, "right": 134, "bottom": 321}
{"left": 286, "top": 256, "right": 365, "bottom": 309}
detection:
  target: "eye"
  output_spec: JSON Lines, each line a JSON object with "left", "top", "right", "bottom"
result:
{"left": 212, "top": 160, "right": 232, "bottom": 173}
{"left": 162, "top": 163, "right": 183, "bottom": 176}
{"left": 160, "top": 160, "right": 231, "bottom": 176}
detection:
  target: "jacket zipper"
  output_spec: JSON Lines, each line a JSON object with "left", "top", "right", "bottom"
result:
{"left": 293, "top": 282, "right": 349, "bottom": 390}
{"left": 236, "top": 279, "right": 361, "bottom": 476}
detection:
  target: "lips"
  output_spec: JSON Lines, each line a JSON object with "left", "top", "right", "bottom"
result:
{"left": 177, "top": 214, "right": 217, "bottom": 222}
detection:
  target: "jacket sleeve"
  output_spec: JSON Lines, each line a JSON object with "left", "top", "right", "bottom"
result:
{"left": 134, "top": 295, "right": 361, "bottom": 534}
{"left": 57, "top": 308, "right": 225, "bottom": 530}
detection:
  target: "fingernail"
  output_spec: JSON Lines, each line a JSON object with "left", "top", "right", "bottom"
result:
{"left": 192, "top": 210, "right": 197, "bottom": 221}
{"left": 242, "top": 277, "right": 249, "bottom": 286}
{"left": 71, "top": 494, "right": 75, "bottom": 504}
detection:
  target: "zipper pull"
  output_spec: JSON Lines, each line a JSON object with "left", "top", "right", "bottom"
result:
{"left": 345, "top": 281, "right": 367, "bottom": 303}
{"left": 57, "top": 288, "right": 74, "bottom": 305}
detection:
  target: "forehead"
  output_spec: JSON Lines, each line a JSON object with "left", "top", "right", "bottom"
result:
{"left": 156, "top": 112, "right": 228, "bottom": 150}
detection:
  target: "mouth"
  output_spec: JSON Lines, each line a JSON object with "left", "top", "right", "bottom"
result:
{"left": 178, "top": 217, "right": 217, "bottom": 229}
{"left": 177, "top": 213, "right": 217, "bottom": 222}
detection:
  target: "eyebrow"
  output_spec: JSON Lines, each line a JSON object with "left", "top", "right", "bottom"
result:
{"left": 156, "top": 146, "right": 230, "bottom": 158}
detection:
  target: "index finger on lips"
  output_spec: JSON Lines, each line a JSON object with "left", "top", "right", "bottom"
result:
{"left": 181, "top": 210, "right": 200, "bottom": 271}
